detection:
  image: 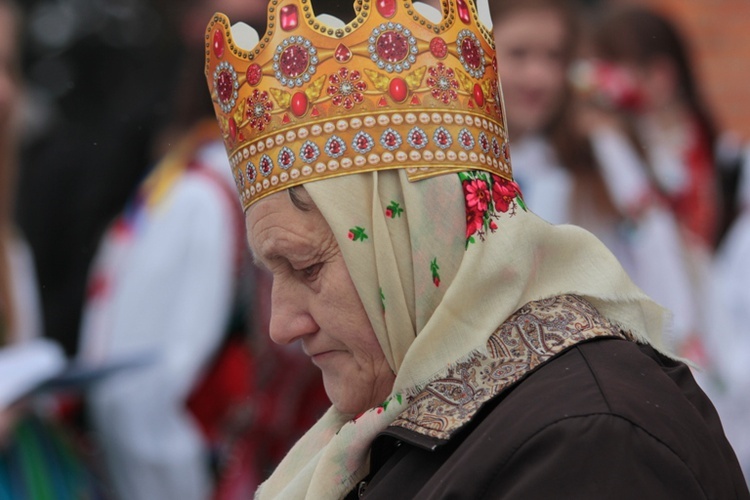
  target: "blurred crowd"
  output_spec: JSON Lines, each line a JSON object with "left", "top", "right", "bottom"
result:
{"left": 493, "top": 0, "right": 750, "bottom": 483}
{"left": 0, "top": 0, "right": 747, "bottom": 498}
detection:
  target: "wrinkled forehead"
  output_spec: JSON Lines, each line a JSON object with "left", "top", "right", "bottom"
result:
{"left": 245, "top": 187, "right": 329, "bottom": 265}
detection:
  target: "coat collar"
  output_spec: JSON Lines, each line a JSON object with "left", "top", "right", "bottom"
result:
{"left": 381, "top": 295, "right": 630, "bottom": 451}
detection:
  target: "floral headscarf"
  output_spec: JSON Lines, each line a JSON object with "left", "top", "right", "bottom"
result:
{"left": 256, "top": 169, "right": 666, "bottom": 499}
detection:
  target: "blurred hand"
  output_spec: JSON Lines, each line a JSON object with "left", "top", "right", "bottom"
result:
{"left": 575, "top": 100, "right": 623, "bottom": 137}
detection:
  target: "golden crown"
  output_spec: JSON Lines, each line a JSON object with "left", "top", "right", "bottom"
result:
{"left": 205, "top": 0, "right": 512, "bottom": 210}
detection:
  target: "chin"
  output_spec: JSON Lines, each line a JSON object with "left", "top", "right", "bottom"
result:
{"left": 330, "top": 396, "right": 365, "bottom": 416}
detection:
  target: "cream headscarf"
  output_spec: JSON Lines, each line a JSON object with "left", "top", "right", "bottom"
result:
{"left": 256, "top": 168, "right": 667, "bottom": 499}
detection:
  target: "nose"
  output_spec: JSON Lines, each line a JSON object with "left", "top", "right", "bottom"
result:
{"left": 268, "top": 278, "right": 318, "bottom": 345}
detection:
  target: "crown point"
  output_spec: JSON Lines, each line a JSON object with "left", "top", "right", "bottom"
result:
{"left": 473, "top": 83, "right": 485, "bottom": 107}
{"left": 334, "top": 43, "right": 352, "bottom": 63}
{"left": 280, "top": 4, "right": 299, "bottom": 31}
{"left": 291, "top": 92, "right": 309, "bottom": 117}
{"left": 246, "top": 64, "right": 263, "bottom": 86}
{"left": 212, "top": 29, "right": 225, "bottom": 58}
{"left": 457, "top": 0, "right": 471, "bottom": 24}
{"left": 429, "top": 37, "right": 448, "bottom": 59}
{"left": 376, "top": 0, "right": 397, "bottom": 18}
{"left": 389, "top": 77, "right": 408, "bottom": 103}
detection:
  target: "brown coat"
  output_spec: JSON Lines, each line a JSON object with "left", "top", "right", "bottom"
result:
{"left": 347, "top": 339, "right": 749, "bottom": 499}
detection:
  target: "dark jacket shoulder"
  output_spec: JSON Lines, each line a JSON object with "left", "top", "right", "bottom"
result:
{"left": 352, "top": 339, "right": 749, "bottom": 500}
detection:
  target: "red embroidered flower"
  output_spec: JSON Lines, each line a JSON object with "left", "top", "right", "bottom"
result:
{"left": 385, "top": 208, "right": 393, "bottom": 218}
{"left": 246, "top": 89, "right": 273, "bottom": 131}
{"left": 465, "top": 179, "right": 491, "bottom": 213}
{"left": 492, "top": 176, "right": 522, "bottom": 213}
{"left": 427, "top": 62, "right": 459, "bottom": 104}
{"left": 327, "top": 67, "right": 367, "bottom": 110}
{"left": 465, "top": 206, "right": 484, "bottom": 239}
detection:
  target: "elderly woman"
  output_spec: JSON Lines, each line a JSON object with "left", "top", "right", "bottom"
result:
{"left": 205, "top": 0, "right": 748, "bottom": 498}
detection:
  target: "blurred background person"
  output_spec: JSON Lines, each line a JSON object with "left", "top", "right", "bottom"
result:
{"left": 0, "top": 0, "right": 102, "bottom": 497}
{"left": 593, "top": 6, "right": 720, "bottom": 251}
{"left": 590, "top": 4, "right": 731, "bottom": 398}
{"left": 77, "top": 0, "right": 329, "bottom": 498}
{"left": 492, "top": 0, "right": 697, "bottom": 353}
{"left": 709, "top": 146, "right": 750, "bottom": 481}
{"left": 15, "top": 0, "right": 183, "bottom": 358}
{"left": 76, "top": 0, "right": 265, "bottom": 499}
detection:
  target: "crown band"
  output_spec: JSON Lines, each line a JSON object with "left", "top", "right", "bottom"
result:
{"left": 205, "top": 0, "right": 512, "bottom": 210}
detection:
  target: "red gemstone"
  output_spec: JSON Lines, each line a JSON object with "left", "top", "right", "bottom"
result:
{"left": 282, "top": 114, "right": 291, "bottom": 124}
{"left": 376, "top": 0, "right": 396, "bottom": 18}
{"left": 461, "top": 38, "right": 482, "bottom": 69}
{"left": 357, "top": 136, "right": 370, "bottom": 150}
{"left": 378, "top": 97, "right": 388, "bottom": 107}
{"left": 303, "top": 144, "right": 317, "bottom": 160}
{"left": 217, "top": 71, "right": 234, "bottom": 102}
{"left": 291, "top": 92, "right": 308, "bottom": 117}
{"left": 280, "top": 5, "right": 299, "bottom": 31}
{"left": 410, "top": 95, "right": 421, "bottom": 105}
{"left": 376, "top": 31, "right": 409, "bottom": 63}
{"left": 229, "top": 117, "right": 237, "bottom": 140}
{"left": 468, "top": 100, "right": 474, "bottom": 108}
{"left": 280, "top": 45, "right": 309, "bottom": 78}
{"left": 473, "top": 83, "right": 485, "bottom": 107}
{"left": 334, "top": 43, "right": 352, "bottom": 63}
{"left": 389, "top": 77, "right": 408, "bottom": 102}
{"left": 384, "top": 132, "right": 398, "bottom": 147}
{"left": 246, "top": 64, "right": 262, "bottom": 86}
{"left": 457, "top": 0, "right": 471, "bottom": 24}
{"left": 411, "top": 132, "right": 424, "bottom": 146}
{"left": 311, "top": 106, "right": 320, "bottom": 117}
{"left": 430, "top": 37, "right": 448, "bottom": 59}
{"left": 213, "top": 29, "right": 225, "bottom": 58}
{"left": 330, "top": 141, "right": 342, "bottom": 155}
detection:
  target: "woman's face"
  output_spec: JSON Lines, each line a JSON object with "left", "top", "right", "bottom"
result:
{"left": 0, "top": 6, "right": 18, "bottom": 131}
{"left": 246, "top": 190, "right": 395, "bottom": 415}
{"left": 494, "top": 7, "right": 568, "bottom": 138}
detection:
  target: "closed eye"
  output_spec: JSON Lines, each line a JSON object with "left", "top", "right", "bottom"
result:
{"left": 301, "top": 263, "right": 323, "bottom": 281}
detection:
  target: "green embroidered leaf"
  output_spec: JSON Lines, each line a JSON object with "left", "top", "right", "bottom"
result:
{"left": 347, "top": 226, "right": 369, "bottom": 242}
{"left": 386, "top": 201, "right": 404, "bottom": 219}
{"left": 516, "top": 195, "right": 527, "bottom": 212}
{"left": 430, "top": 258, "right": 441, "bottom": 287}
{"left": 380, "top": 287, "right": 386, "bottom": 310}
{"left": 396, "top": 394, "right": 403, "bottom": 405}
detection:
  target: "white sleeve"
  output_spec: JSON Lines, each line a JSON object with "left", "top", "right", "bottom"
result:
{"left": 88, "top": 175, "right": 237, "bottom": 500}
{"left": 589, "top": 127, "right": 653, "bottom": 215}
{"left": 8, "top": 237, "right": 43, "bottom": 343}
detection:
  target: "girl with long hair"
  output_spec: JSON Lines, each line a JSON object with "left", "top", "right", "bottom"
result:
{"left": 492, "top": 0, "right": 698, "bottom": 353}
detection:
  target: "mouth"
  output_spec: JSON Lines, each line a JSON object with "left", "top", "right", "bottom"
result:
{"left": 308, "top": 349, "right": 339, "bottom": 365}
